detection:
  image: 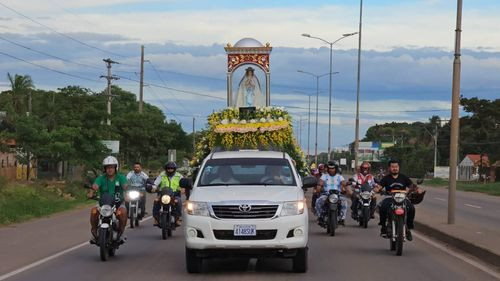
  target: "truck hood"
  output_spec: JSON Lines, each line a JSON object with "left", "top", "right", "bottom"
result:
{"left": 190, "top": 185, "right": 303, "bottom": 203}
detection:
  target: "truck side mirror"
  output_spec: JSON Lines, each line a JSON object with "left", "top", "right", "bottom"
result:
{"left": 302, "top": 176, "right": 317, "bottom": 189}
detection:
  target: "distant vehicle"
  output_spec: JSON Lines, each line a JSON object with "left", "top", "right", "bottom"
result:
{"left": 183, "top": 150, "right": 317, "bottom": 273}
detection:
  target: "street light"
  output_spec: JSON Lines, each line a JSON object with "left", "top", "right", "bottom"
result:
{"left": 301, "top": 31, "right": 357, "bottom": 160}
{"left": 297, "top": 70, "right": 339, "bottom": 165}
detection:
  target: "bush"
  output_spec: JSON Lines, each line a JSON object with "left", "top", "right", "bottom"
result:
{"left": 0, "top": 176, "right": 6, "bottom": 189}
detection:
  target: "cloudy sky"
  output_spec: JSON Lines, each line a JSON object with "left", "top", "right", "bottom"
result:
{"left": 1, "top": 0, "right": 499, "bottom": 152}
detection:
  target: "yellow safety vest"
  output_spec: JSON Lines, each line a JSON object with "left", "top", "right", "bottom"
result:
{"left": 159, "top": 171, "right": 182, "bottom": 192}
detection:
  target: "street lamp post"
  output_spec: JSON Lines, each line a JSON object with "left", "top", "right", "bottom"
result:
{"left": 354, "top": 0, "right": 364, "bottom": 169}
{"left": 302, "top": 32, "right": 357, "bottom": 161}
{"left": 297, "top": 70, "right": 338, "bottom": 165}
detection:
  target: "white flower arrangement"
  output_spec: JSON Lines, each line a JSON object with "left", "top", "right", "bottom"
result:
{"left": 278, "top": 117, "right": 284, "bottom": 122}
{"left": 250, "top": 119, "right": 257, "bottom": 124}
{"left": 240, "top": 119, "right": 247, "bottom": 124}
{"left": 231, "top": 118, "right": 239, "bottom": 124}
{"left": 221, "top": 119, "right": 229, "bottom": 125}
{"left": 259, "top": 117, "right": 267, "bottom": 123}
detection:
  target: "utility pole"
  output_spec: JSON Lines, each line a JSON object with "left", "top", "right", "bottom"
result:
{"left": 448, "top": 0, "right": 463, "bottom": 225}
{"left": 139, "top": 45, "right": 145, "bottom": 113}
{"left": 354, "top": 0, "right": 364, "bottom": 169}
{"left": 26, "top": 90, "right": 32, "bottom": 181}
{"left": 192, "top": 116, "right": 196, "bottom": 153}
{"left": 101, "top": 58, "right": 119, "bottom": 126}
{"left": 434, "top": 123, "right": 438, "bottom": 172}
{"left": 307, "top": 94, "right": 311, "bottom": 162}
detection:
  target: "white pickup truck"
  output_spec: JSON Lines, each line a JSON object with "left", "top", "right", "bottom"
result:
{"left": 183, "top": 150, "right": 317, "bottom": 273}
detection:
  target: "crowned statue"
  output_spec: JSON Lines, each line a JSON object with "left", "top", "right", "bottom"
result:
{"left": 236, "top": 67, "right": 264, "bottom": 108}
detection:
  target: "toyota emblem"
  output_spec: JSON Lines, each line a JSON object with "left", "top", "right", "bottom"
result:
{"left": 239, "top": 204, "right": 252, "bottom": 212}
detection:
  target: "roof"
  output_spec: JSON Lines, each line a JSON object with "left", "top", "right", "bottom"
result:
{"left": 465, "top": 154, "right": 490, "bottom": 167}
{"left": 209, "top": 150, "right": 290, "bottom": 160}
{"left": 234, "top": 38, "right": 264, "bottom": 48}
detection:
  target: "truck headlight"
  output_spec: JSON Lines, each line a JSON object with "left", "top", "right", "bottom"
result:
{"left": 186, "top": 201, "right": 209, "bottom": 216}
{"left": 280, "top": 201, "right": 305, "bottom": 216}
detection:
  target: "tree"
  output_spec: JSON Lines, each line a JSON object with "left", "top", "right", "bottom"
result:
{"left": 6, "top": 73, "right": 34, "bottom": 116}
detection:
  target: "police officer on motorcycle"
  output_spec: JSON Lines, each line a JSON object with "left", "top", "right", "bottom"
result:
{"left": 151, "top": 161, "right": 183, "bottom": 226}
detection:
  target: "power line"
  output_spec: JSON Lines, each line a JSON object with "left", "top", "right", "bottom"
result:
{"left": 0, "top": 1, "right": 127, "bottom": 58}
{"left": 145, "top": 85, "right": 181, "bottom": 123}
{"left": 147, "top": 61, "right": 193, "bottom": 115}
{"left": 0, "top": 50, "right": 103, "bottom": 83}
{"left": 117, "top": 75, "right": 226, "bottom": 100}
{"left": 0, "top": 35, "right": 103, "bottom": 71}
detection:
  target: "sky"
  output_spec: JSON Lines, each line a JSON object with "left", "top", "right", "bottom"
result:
{"left": 0, "top": 0, "right": 499, "bottom": 152}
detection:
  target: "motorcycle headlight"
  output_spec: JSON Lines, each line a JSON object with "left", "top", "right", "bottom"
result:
{"left": 99, "top": 205, "right": 113, "bottom": 217}
{"left": 128, "top": 190, "right": 140, "bottom": 200}
{"left": 360, "top": 191, "right": 372, "bottom": 200}
{"left": 280, "top": 201, "right": 305, "bottom": 216}
{"left": 393, "top": 192, "right": 406, "bottom": 203}
{"left": 185, "top": 201, "right": 209, "bottom": 216}
{"left": 161, "top": 195, "right": 171, "bottom": 205}
{"left": 328, "top": 194, "right": 339, "bottom": 203}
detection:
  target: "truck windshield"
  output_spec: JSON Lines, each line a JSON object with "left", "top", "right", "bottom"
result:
{"left": 198, "top": 158, "right": 296, "bottom": 186}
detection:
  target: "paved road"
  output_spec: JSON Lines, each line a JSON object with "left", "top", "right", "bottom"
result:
{"left": 2, "top": 205, "right": 498, "bottom": 281}
{"left": 419, "top": 186, "right": 500, "bottom": 230}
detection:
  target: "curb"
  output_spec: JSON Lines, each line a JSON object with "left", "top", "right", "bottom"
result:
{"left": 415, "top": 220, "right": 500, "bottom": 269}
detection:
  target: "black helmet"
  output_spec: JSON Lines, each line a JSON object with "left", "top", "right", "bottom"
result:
{"left": 164, "top": 161, "right": 177, "bottom": 170}
{"left": 327, "top": 161, "right": 338, "bottom": 170}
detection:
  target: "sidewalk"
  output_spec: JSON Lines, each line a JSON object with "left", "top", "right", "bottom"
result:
{"left": 415, "top": 203, "right": 500, "bottom": 268}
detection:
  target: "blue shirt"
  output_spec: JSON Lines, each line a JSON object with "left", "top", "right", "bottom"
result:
{"left": 320, "top": 173, "right": 344, "bottom": 193}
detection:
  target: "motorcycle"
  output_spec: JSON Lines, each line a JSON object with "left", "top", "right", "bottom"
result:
{"left": 320, "top": 189, "right": 343, "bottom": 236}
{"left": 91, "top": 192, "right": 124, "bottom": 261}
{"left": 158, "top": 188, "right": 178, "bottom": 240}
{"left": 349, "top": 179, "right": 374, "bottom": 228}
{"left": 386, "top": 188, "right": 408, "bottom": 256}
{"left": 126, "top": 185, "right": 143, "bottom": 228}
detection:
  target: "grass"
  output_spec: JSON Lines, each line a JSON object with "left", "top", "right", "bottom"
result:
{"left": 0, "top": 181, "right": 93, "bottom": 225}
{"left": 424, "top": 178, "right": 500, "bottom": 196}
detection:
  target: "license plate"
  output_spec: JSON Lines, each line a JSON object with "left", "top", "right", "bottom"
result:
{"left": 233, "top": 225, "right": 256, "bottom": 236}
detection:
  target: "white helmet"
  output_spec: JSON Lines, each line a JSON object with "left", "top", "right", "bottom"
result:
{"left": 102, "top": 156, "right": 119, "bottom": 170}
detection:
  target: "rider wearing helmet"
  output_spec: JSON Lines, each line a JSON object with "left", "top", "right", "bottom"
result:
{"left": 89, "top": 156, "right": 128, "bottom": 243}
{"left": 350, "top": 161, "right": 377, "bottom": 220}
{"left": 315, "top": 161, "right": 347, "bottom": 226}
{"left": 310, "top": 168, "right": 321, "bottom": 212}
{"left": 151, "top": 161, "right": 183, "bottom": 226}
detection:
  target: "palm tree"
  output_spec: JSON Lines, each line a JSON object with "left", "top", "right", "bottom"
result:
{"left": 7, "top": 73, "right": 34, "bottom": 116}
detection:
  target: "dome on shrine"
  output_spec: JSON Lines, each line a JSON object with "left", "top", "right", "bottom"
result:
{"left": 233, "top": 38, "right": 264, "bottom": 48}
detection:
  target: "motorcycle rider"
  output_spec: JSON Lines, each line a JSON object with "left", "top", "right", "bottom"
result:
{"left": 151, "top": 161, "right": 183, "bottom": 227}
{"left": 126, "top": 162, "right": 148, "bottom": 219}
{"left": 350, "top": 161, "right": 377, "bottom": 220}
{"left": 311, "top": 163, "right": 325, "bottom": 213}
{"left": 315, "top": 161, "right": 347, "bottom": 226}
{"left": 374, "top": 160, "right": 423, "bottom": 241}
{"left": 89, "top": 156, "right": 128, "bottom": 243}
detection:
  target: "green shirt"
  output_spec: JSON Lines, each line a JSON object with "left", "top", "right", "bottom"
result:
{"left": 94, "top": 173, "right": 128, "bottom": 200}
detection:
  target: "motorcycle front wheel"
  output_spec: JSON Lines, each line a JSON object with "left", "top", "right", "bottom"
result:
{"left": 395, "top": 217, "right": 405, "bottom": 256}
{"left": 362, "top": 207, "right": 370, "bottom": 228}
{"left": 161, "top": 213, "right": 168, "bottom": 240}
{"left": 99, "top": 228, "right": 109, "bottom": 261}
{"left": 129, "top": 206, "right": 135, "bottom": 229}
{"left": 329, "top": 210, "right": 337, "bottom": 237}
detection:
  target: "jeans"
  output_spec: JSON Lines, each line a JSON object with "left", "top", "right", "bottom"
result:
{"left": 315, "top": 193, "right": 347, "bottom": 220}
{"left": 153, "top": 191, "right": 182, "bottom": 219}
{"left": 379, "top": 197, "right": 415, "bottom": 229}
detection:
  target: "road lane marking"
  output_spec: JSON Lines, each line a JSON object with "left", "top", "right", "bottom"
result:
{"left": 434, "top": 197, "right": 446, "bottom": 202}
{"left": 414, "top": 232, "right": 500, "bottom": 280}
{"left": 0, "top": 216, "right": 152, "bottom": 281}
{"left": 464, "top": 204, "right": 482, "bottom": 209}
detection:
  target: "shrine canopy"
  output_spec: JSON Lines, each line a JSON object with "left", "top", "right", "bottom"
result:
{"left": 225, "top": 38, "right": 272, "bottom": 107}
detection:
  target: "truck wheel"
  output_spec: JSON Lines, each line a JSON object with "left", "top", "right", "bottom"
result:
{"left": 292, "top": 248, "right": 308, "bottom": 273}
